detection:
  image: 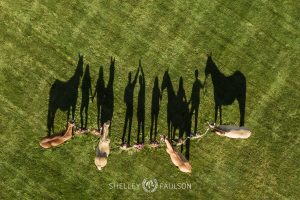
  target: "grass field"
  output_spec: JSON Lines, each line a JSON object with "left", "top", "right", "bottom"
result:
{"left": 0, "top": 0, "right": 299, "bottom": 199}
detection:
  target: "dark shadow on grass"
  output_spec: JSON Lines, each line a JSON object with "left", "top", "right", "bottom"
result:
{"left": 121, "top": 65, "right": 139, "bottom": 146}
{"left": 204, "top": 53, "right": 246, "bottom": 126}
{"left": 80, "top": 64, "right": 92, "bottom": 129}
{"left": 101, "top": 57, "right": 115, "bottom": 129}
{"left": 47, "top": 54, "right": 83, "bottom": 136}
{"left": 189, "top": 69, "right": 204, "bottom": 134}
{"left": 150, "top": 76, "right": 161, "bottom": 143}
{"left": 176, "top": 77, "right": 191, "bottom": 160}
{"left": 93, "top": 66, "right": 105, "bottom": 131}
{"left": 93, "top": 57, "right": 116, "bottom": 131}
{"left": 161, "top": 70, "right": 178, "bottom": 139}
{"left": 137, "top": 60, "right": 145, "bottom": 144}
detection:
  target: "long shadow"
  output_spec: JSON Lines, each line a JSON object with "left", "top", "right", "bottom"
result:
{"left": 80, "top": 64, "right": 92, "bottom": 129}
{"left": 185, "top": 100, "right": 192, "bottom": 161}
{"left": 47, "top": 54, "right": 83, "bottom": 136}
{"left": 161, "top": 70, "right": 177, "bottom": 139}
{"left": 93, "top": 66, "right": 105, "bottom": 130}
{"left": 150, "top": 76, "right": 161, "bottom": 143}
{"left": 189, "top": 70, "right": 204, "bottom": 134}
{"left": 137, "top": 60, "right": 145, "bottom": 144}
{"left": 101, "top": 57, "right": 115, "bottom": 128}
{"left": 176, "top": 77, "right": 187, "bottom": 140}
{"left": 204, "top": 53, "right": 246, "bottom": 126}
{"left": 175, "top": 77, "right": 191, "bottom": 160}
{"left": 122, "top": 66, "right": 139, "bottom": 146}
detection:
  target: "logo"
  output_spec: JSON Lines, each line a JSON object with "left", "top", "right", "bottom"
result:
{"left": 142, "top": 178, "right": 158, "bottom": 193}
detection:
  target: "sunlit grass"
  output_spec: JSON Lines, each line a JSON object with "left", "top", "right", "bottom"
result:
{"left": 0, "top": 0, "right": 299, "bottom": 199}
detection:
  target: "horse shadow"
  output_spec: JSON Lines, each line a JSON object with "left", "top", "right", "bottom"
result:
{"left": 161, "top": 70, "right": 177, "bottom": 139}
{"left": 47, "top": 54, "right": 84, "bottom": 136}
{"left": 161, "top": 72, "right": 191, "bottom": 160}
{"left": 176, "top": 77, "right": 191, "bottom": 161}
{"left": 80, "top": 64, "right": 92, "bottom": 129}
{"left": 204, "top": 53, "right": 246, "bottom": 126}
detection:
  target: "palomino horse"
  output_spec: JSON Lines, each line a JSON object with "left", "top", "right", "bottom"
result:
{"left": 204, "top": 53, "right": 246, "bottom": 126}
{"left": 40, "top": 121, "right": 75, "bottom": 149}
{"left": 161, "top": 70, "right": 179, "bottom": 140}
{"left": 95, "top": 121, "right": 111, "bottom": 170}
{"left": 160, "top": 135, "right": 192, "bottom": 173}
{"left": 47, "top": 54, "right": 84, "bottom": 135}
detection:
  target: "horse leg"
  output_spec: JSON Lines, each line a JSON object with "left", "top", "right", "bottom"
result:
{"left": 214, "top": 104, "right": 218, "bottom": 124}
{"left": 185, "top": 137, "right": 190, "bottom": 161}
{"left": 97, "top": 105, "right": 100, "bottom": 131}
{"left": 67, "top": 108, "right": 70, "bottom": 128}
{"left": 47, "top": 107, "right": 54, "bottom": 136}
{"left": 51, "top": 112, "right": 55, "bottom": 135}
{"left": 219, "top": 105, "right": 222, "bottom": 125}
{"left": 48, "top": 109, "right": 56, "bottom": 136}
{"left": 194, "top": 107, "right": 199, "bottom": 134}
{"left": 167, "top": 119, "right": 171, "bottom": 139}
{"left": 71, "top": 104, "right": 76, "bottom": 121}
{"left": 173, "top": 125, "right": 177, "bottom": 141}
{"left": 238, "top": 97, "right": 245, "bottom": 126}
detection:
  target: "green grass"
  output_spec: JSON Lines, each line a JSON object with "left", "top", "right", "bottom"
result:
{"left": 0, "top": 0, "right": 299, "bottom": 199}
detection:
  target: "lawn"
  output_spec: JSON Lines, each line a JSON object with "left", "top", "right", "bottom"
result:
{"left": 0, "top": 0, "right": 299, "bottom": 199}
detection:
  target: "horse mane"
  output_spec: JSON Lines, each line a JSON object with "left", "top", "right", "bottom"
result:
{"left": 208, "top": 56, "right": 222, "bottom": 76}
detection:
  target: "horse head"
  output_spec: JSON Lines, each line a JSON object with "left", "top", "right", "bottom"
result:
{"left": 159, "top": 135, "right": 166, "bottom": 143}
{"left": 204, "top": 52, "right": 213, "bottom": 79}
{"left": 68, "top": 120, "right": 76, "bottom": 129}
{"left": 207, "top": 122, "right": 216, "bottom": 130}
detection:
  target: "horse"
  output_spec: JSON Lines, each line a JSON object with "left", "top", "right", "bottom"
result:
{"left": 161, "top": 70, "right": 179, "bottom": 140}
{"left": 47, "top": 54, "right": 84, "bottom": 135}
{"left": 204, "top": 53, "right": 246, "bottom": 126}
{"left": 95, "top": 121, "right": 111, "bottom": 170}
{"left": 40, "top": 121, "right": 75, "bottom": 149}
{"left": 160, "top": 135, "right": 192, "bottom": 173}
